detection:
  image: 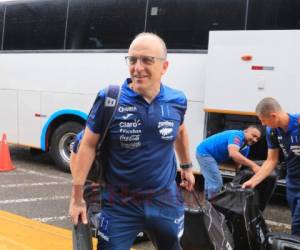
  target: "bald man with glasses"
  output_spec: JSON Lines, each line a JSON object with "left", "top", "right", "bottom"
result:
{"left": 69, "top": 32, "right": 195, "bottom": 250}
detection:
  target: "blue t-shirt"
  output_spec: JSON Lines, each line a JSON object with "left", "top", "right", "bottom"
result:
{"left": 71, "top": 130, "right": 83, "bottom": 154}
{"left": 196, "top": 130, "right": 249, "bottom": 163}
{"left": 266, "top": 113, "right": 300, "bottom": 189}
{"left": 86, "top": 78, "right": 187, "bottom": 194}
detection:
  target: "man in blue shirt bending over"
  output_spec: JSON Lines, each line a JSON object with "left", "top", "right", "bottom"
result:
{"left": 243, "top": 97, "right": 300, "bottom": 236}
{"left": 196, "top": 126, "right": 261, "bottom": 199}
{"left": 69, "top": 32, "right": 195, "bottom": 250}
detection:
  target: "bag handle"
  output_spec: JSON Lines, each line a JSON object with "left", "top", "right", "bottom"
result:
{"left": 191, "top": 190, "right": 202, "bottom": 208}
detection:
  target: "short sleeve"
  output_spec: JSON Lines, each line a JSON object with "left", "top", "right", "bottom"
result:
{"left": 86, "top": 90, "right": 106, "bottom": 134}
{"left": 70, "top": 130, "right": 84, "bottom": 153}
{"left": 174, "top": 92, "right": 187, "bottom": 125}
{"left": 180, "top": 95, "right": 187, "bottom": 125}
{"left": 228, "top": 132, "right": 243, "bottom": 148}
{"left": 266, "top": 127, "right": 279, "bottom": 149}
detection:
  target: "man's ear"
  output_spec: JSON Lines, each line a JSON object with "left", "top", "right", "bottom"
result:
{"left": 161, "top": 60, "right": 169, "bottom": 75}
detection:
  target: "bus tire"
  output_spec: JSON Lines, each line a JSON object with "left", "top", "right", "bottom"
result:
{"left": 50, "top": 121, "right": 83, "bottom": 172}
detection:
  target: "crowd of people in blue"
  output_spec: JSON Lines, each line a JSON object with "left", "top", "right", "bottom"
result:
{"left": 69, "top": 32, "right": 300, "bottom": 249}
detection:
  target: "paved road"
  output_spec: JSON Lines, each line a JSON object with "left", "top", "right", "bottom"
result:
{"left": 0, "top": 145, "right": 292, "bottom": 249}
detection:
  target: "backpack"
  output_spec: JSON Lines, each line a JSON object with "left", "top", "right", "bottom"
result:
{"left": 71, "top": 85, "right": 120, "bottom": 183}
{"left": 73, "top": 85, "right": 120, "bottom": 231}
{"left": 86, "top": 84, "right": 120, "bottom": 183}
{"left": 72, "top": 85, "right": 120, "bottom": 250}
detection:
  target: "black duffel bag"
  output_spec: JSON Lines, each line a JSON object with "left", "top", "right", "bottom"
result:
{"left": 232, "top": 166, "right": 277, "bottom": 211}
{"left": 210, "top": 184, "right": 269, "bottom": 250}
{"left": 181, "top": 189, "right": 234, "bottom": 250}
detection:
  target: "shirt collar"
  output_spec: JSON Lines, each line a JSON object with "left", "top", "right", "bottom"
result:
{"left": 287, "top": 113, "right": 299, "bottom": 132}
{"left": 122, "top": 78, "right": 139, "bottom": 97}
{"left": 122, "top": 78, "right": 165, "bottom": 100}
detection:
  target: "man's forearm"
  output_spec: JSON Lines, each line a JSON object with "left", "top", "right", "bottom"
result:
{"left": 231, "top": 151, "right": 258, "bottom": 170}
{"left": 249, "top": 160, "right": 277, "bottom": 186}
{"left": 174, "top": 125, "right": 191, "bottom": 164}
{"left": 71, "top": 144, "right": 96, "bottom": 203}
{"left": 72, "top": 144, "right": 96, "bottom": 185}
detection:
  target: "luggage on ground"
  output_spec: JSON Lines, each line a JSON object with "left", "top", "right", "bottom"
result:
{"left": 72, "top": 217, "right": 93, "bottom": 250}
{"left": 210, "top": 184, "right": 269, "bottom": 250}
{"left": 232, "top": 166, "right": 277, "bottom": 211}
{"left": 181, "top": 189, "right": 234, "bottom": 250}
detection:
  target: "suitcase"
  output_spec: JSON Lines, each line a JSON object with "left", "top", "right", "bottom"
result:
{"left": 266, "top": 232, "right": 300, "bottom": 250}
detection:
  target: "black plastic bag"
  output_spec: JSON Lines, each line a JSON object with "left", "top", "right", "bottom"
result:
{"left": 232, "top": 166, "right": 277, "bottom": 211}
{"left": 181, "top": 189, "right": 234, "bottom": 250}
{"left": 210, "top": 184, "right": 269, "bottom": 250}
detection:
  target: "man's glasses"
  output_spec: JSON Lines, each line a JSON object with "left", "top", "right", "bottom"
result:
{"left": 125, "top": 55, "right": 165, "bottom": 66}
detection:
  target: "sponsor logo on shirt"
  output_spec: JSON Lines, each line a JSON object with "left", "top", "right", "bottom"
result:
{"left": 159, "top": 127, "right": 173, "bottom": 136}
{"left": 158, "top": 120, "right": 174, "bottom": 140}
{"left": 120, "top": 134, "right": 140, "bottom": 142}
{"left": 233, "top": 137, "right": 240, "bottom": 145}
{"left": 119, "top": 119, "right": 141, "bottom": 128}
{"left": 118, "top": 106, "right": 137, "bottom": 113}
{"left": 122, "top": 113, "right": 133, "bottom": 120}
{"left": 277, "top": 136, "right": 289, "bottom": 157}
{"left": 158, "top": 120, "right": 174, "bottom": 128}
{"left": 291, "top": 145, "right": 300, "bottom": 156}
{"left": 118, "top": 113, "right": 142, "bottom": 149}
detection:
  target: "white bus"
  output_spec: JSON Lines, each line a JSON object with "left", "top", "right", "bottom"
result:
{"left": 0, "top": 0, "right": 299, "bottom": 179}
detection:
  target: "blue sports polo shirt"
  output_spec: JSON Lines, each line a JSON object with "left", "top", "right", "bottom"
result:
{"left": 196, "top": 130, "right": 249, "bottom": 163}
{"left": 266, "top": 113, "right": 300, "bottom": 189}
{"left": 86, "top": 78, "right": 187, "bottom": 194}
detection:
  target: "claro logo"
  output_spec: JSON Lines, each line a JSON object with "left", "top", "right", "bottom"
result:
{"left": 119, "top": 119, "right": 141, "bottom": 128}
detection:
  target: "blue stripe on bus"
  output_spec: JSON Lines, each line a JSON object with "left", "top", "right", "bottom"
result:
{"left": 40, "top": 109, "right": 88, "bottom": 151}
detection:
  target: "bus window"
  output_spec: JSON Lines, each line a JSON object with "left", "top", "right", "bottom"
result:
{"left": 66, "top": 0, "right": 146, "bottom": 50}
{"left": 146, "top": 0, "right": 247, "bottom": 50}
{"left": 247, "top": 0, "right": 300, "bottom": 30}
{"left": 0, "top": 4, "right": 4, "bottom": 50}
{"left": 3, "top": 0, "right": 67, "bottom": 50}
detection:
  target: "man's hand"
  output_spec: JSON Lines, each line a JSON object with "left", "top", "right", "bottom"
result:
{"left": 69, "top": 198, "right": 88, "bottom": 225}
{"left": 180, "top": 167, "right": 195, "bottom": 191}
{"left": 242, "top": 179, "right": 256, "bottom": 189}
{"left": 69, "top": 185, "right": 88, "bottom": 225}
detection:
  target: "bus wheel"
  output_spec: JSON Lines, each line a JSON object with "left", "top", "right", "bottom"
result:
{"left": 50, "top": 122, "right": 83, "bottom": 172}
